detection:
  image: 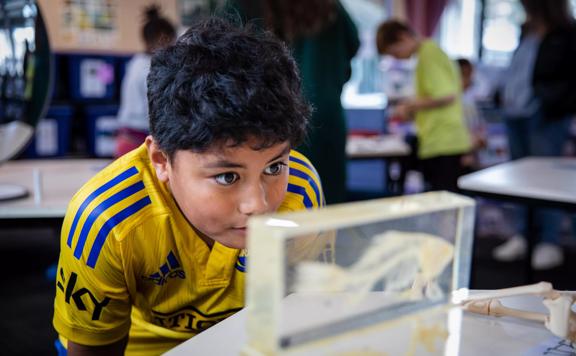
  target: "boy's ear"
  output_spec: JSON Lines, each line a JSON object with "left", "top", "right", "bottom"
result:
{"left": 146, "top": 136, "right": 170, "bottom": 182}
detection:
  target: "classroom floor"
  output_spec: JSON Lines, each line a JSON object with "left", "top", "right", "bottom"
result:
{"left": 1, "top": 221, "right": 575, "bottom": 355}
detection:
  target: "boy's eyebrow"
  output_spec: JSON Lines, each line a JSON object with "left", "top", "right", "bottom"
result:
{"left": 268, "top": 145, "right": 291, "bottom": 163}
{"left": 203, "top": 160, "right": 245, "bottom": 169}
{"left": 204, "top": 145, "right": 291, "bottom": 169}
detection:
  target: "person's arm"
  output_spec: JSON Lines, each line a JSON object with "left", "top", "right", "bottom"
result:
{"left": 392, "top": 95, "right": 455, "bottom": 121}
{"left": 67, "top": 337, "right": 128, "bottom": 356}
{"left": 394, "top": 41, "right": 461, "bottom": 121}
{"left": 407, "top": 95, "right": 455, "bottom": 111}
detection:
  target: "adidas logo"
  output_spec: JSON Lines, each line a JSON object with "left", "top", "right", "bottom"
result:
{"left": 142, "top": 251, "right": 186, "bottom": 286}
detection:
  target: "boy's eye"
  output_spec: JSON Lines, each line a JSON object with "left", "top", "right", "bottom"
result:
{"left": 264, "top": 162, "right": 287, "bottom": 176}
{"left": 214, "top": 172, "right": 239, "bottom": 185}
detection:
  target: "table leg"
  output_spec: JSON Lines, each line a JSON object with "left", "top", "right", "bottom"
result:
{"left": 525, "top": 207, "right": 536, "bottom": 283}
{"left": 385, "top": 157, "right": 406, "bottom": 196}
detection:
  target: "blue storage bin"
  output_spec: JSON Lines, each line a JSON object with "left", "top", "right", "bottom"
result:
{"left": 69, "top": 55, "right": 117, "bottom": 101}
{"left": 51, "top": 54, "right": 64, "bottom": 100}
{"left": 25, "top": 105, "right": 72, "bottom": 157}
{"left": 347, "top": 159, "right": 386, "bottom": 193}
{"left": 345, "top": 108, "right": 388, "bottom": 197}
{"left": 345, "top": 108, "right": 387, "bottom": 133}
{"left": 85, "top": 105, "right": 119, "bottom": 157}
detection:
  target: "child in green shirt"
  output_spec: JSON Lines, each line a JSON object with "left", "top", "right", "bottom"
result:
{"left": 377, "top": 20, "right": 471, "bottom": 192}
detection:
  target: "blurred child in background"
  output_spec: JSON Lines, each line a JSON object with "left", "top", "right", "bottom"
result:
{"left": 115, "top": 5, "right": 176, "bottom": 157}
{"left": 457, "top": 58, "right": 486, "bottom": 172}
{"left": 376, "top": 20, "right": 471, "bottom": 192}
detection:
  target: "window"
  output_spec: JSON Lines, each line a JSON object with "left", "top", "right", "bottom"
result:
{"left": 437, "top": 0, "right": 481, "bottom": 60}
{"left": 439, "top": 0, "right": 576, "bottom": 67}
{"left": 341, "top": 0, "right": 388, "bottom": 109}
{"left": 480, "top": 0, "right": 524, "bottom": 66}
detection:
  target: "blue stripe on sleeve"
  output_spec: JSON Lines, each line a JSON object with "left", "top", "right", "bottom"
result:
{"left": 86, "top": 196, "right": 151, "bottom": 268}
{"left": 289, "top": 167, "right": 322, "bottom": 207}
{"left": 289, "top": 156, "right": 324, "bottom": 205}
{"left": 67, "top": 166, "right": 138, "bottom": 247}
{"left": 73, "top": 181, "right": 146, "bottom": 260}
{"left": 287, "top": 183, "right": 313, "bottom": 208}
{"left": 289, "top": 156, "right": 320, "bottom": 178}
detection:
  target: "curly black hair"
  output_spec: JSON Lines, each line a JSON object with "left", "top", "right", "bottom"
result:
{"left": 147, "top": 17, "right": 311, "bottom": 158}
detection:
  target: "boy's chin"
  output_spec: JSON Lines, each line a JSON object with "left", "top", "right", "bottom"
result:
{"left": 220, "top": 230, "right": 247, "bottom": 250}
{"left": 221, "top": 240, "right": 246, "bottom": 250}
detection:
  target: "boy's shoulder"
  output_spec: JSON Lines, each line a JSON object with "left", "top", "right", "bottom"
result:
{"left": 64, "top": 145, "right": 172, "bottom": 265}
{"left": 289, "top": 150, "right": 314, "bottom": 169}
{"left": 284, "top": 150, "right": 325, "bottom": 210}
{"left": 418, "top": 40, "right": 446, "bottom": 58}
{"left": 69, "top": 145, "right": 160, "bottom": 214}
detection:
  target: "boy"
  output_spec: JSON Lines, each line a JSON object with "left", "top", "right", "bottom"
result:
{"left": 456, "top": 58, "right": 486, "bottom": 172}
{"left": 53, "top": 18, "right": 324, "bottom": 355}
{"left": 376, "top": 20, "right": 471, "bottom": 192}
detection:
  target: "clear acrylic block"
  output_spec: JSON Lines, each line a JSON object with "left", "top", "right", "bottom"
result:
{"left": 243, "top": 191, "right": 475, "bottom": 355}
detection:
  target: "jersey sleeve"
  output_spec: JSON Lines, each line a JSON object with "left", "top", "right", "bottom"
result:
{"left": 417, "top": 43, "right": 460, "bottom": 99}
{"left": 53, "top": 170, "right": 149, "bottom": 346}
{"left": 282, "top": 151, "right": 334, "bottom": 264}
{"left": 281, "top": 150, "right": 325, "bottom": 212}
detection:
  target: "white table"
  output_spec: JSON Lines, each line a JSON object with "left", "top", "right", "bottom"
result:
{"left": 0, "top": 159, "right": 110, "bottom": 226}
{"left": 458, "top": 157, "right": 576, "bottom": 282}
{"left": 346, "top": 134, "right": 410, "bottom": 159}
{"left": 164, "top": 294, "right": 564, "bottom": 355}
{"left": 347, "top": 134, "right": 412, "bottom": 196}
{"left": 458, "top": 157, "right": 576, "bottom": 209}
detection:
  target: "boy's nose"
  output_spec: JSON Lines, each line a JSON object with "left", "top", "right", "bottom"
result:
{"left": 238, "top": 182, "right": 268, "bottom": 216}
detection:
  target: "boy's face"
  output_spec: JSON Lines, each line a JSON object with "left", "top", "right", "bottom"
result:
{"left": 147, "top": 137, "right": 290, "bottom": 250}
{"left": 385, "top": 33, "right": 417, "bottom": 60}
{"left": 460, "top": 65, "right": 473, "bottom": 90}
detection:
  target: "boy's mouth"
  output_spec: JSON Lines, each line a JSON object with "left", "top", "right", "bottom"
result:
{"left": 231, "top": 227, "right": 247, "bottom": 239}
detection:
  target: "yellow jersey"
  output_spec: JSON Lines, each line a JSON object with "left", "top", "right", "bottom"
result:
{"left": 53, "top": 144, "right": 324, "bottom": 355}
{"left": 414, "top": 40, "right": 471, "bottom": 159}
